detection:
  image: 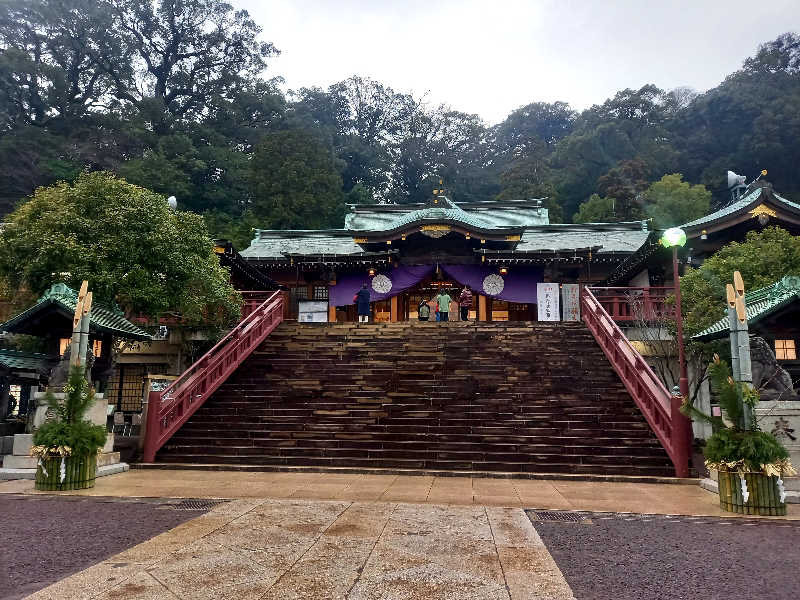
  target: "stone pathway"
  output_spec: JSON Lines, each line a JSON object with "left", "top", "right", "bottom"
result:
{"left": 4, "top": 470, "right": 798, "bottom": 599}
{"left": 1, "top": 469, "right": 797, "bottom": 518}
{"left": 23, "top": 498, "right": 574, "bottom": 600}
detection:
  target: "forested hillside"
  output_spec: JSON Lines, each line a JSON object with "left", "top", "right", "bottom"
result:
{"left": 2, "top": 0, "right": 799, "bottom": 247}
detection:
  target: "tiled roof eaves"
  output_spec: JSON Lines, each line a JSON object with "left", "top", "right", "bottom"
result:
{"left": 0, "top": 299, "right": 60, "bottom": 334}
{"left": 693, "top": 288, "right": 800, "bottom": 340}
{"left": 89, "top": 305, "right": 153, "bottom": 340}
{"left": 603, "top": 232, "right": 663, "bottom": 285}
{"left": 773, "top": 193, "right": 800, "bottom": 212}
{"left": 682, "top": 189, "right": 762, "bottom": 230}
{"left": 520, "top": 221, "right": 648, "bottom": 232}
{"left": 682, "top": 187, "right": 800, "bottom": 231}
{"left": 1, "top": 296, "right": 151, "bottom": 341}
{"left": 0, "top": 349, "right": 52, "bottom": 371}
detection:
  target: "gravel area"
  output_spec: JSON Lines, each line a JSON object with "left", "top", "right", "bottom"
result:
{"left": 530, "top": 511, "right": 800, "bottom": 600}
{"left": 0, "top": 495, "right": 208, "bottom": 599}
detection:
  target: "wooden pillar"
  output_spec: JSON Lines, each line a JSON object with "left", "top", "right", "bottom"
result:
{"left": 390, "top": 295, "right": 399, "bottom": 322}
{"left": 478, "top": 294, "right": 488, "bottom": 322}
{"left": 328, "top": 305, "right": 337, "bottom": 323}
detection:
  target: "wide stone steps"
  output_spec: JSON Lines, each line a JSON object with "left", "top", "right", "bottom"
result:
{"left": 155, "top": 321, "right": 674, "bottom": 476}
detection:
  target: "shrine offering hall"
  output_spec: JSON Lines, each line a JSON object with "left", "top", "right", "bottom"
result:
{"left": 239, "top": 196, "right": 654, "bottom": 322}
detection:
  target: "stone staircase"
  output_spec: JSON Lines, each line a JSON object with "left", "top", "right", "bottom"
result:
{"left": 155, "top": 321, "right": 674, "bottom": 476}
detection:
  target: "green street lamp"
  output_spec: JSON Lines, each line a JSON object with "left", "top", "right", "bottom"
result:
{"left": 661, "top": 226, "right": 692, "bottom": 477}
{"left": 661, "top": 227, "right": 687, "bottom": 248}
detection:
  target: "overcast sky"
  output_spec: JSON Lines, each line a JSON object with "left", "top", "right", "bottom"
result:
{"left": 232, "top": 0, "right": 800, "bottom": 124}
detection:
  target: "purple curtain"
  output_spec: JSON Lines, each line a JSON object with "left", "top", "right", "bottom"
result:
{"left": 442, "top": 264, "right": 542, "bottom": 303}
{"left": 329, "top": 265, "right": 435, "bottom": 306}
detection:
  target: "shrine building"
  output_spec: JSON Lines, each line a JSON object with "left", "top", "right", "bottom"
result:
{"left": 239, "top": 196, "right": 655, "bottom": 322}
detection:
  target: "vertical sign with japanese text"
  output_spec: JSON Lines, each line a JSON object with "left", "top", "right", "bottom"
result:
{"left": 537, "top": 283, "right": 560, "bottom": 321}
{"left": 561, "top": 284, "right": 580, "bottom": 321}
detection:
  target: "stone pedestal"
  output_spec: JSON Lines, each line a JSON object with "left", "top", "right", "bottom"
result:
{"left": 0, "top": 393, "right": 124, "bottom": 480}
{"left": 33, "top": 391, "right": 108, "bottom": 428}
{"left": 700, "top": 401, "right": 800, "bottom": 500}
{"left": 755, "top": 400, "right": 800, "bottom": 473}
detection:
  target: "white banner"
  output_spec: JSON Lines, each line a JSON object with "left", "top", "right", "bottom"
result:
{"left": 537, "top": 283, "right": 560, "bottom": 321}
{"left": 561, "top": 284, "right": 580, "bottom": 321}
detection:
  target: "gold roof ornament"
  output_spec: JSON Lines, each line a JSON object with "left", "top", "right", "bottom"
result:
{"left": 749, "top": 204, "right": 776, "bottom": 219}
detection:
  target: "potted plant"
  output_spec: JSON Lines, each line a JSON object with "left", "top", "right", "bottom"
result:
{"left": 30, "top": 365, "right": 107, "bottom": 491}
{"left": 682, "top": 355, "right": 795, "bottom": 516}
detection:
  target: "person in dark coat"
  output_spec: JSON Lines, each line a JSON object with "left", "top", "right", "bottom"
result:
{"left": 459, "top": 285, "right": 473, "bottom": 321}
{"left": 354, "top": 284, "right": 371, "bottom": 323}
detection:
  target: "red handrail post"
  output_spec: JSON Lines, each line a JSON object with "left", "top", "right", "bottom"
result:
{"left": 670, "top": 391, "right": 690, "bottom": 478}
{"left": 143, "top": 390, "right": 161, "bottom": 463}
{"left": 642, "top": 287, "right": 652, "bottom": 320}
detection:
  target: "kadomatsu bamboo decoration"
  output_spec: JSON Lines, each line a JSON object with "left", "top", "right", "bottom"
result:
{"left": 681, "top": 355, "right": 795, "bottom": 515}
{"left": 31, "top": 365, "right": 107, "bottom": 490}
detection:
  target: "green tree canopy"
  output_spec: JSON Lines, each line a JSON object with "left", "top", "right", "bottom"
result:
{"left": 573, "top": 194, "right": 618, "bottom": 223}
{"left": 495, "top": 155, "right": 562, "bottom": 222}
{"left": 643, "top": 173, "right": 711, "bottom": 228}
{"left": 0, "top": 171, "right": 240, "bottom": 324}
{"left": 681, "top": 227, "right": 800, "bottom": 336}
{"left": 249, "top": 128, "right": 346, "bottom": 229}
{"left": 2, "top": 8, "right": 800, "bottom": 235}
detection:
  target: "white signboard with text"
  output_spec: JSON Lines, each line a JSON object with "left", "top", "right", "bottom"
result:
{"left": 537, "top": 283, "right": 560, "bottom": 321}
{"left": 561, "top": 284, "right": 580, "bottom": 321}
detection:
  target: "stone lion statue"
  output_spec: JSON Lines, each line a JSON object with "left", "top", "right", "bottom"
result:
{"left": 47, "top": 345, "right": 95, "bottom": 390}
{"left": 750, "top": 336, "right": 797, "bottom": 401}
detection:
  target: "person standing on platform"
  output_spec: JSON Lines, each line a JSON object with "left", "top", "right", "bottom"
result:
{"left": 436, "top": 289, "right": 452, "bottom": 322}
{"left": 459, "top": 285, "right": 472, "bottom": 321}
{"left": 354, "top": 284, "right": 371, "bottom": 323}
{"left": 417, "top": 299, "right": 431, "bottom": 321}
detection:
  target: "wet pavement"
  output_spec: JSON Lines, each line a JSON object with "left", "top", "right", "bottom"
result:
{"left": 20, "top": 498, "right": 575, "bottom": 600}
{"left": 4, "top": 469, "right": 797, "bottom": 519}
{"left": 0, "top": 495, "right": 206, "bottom": 600}
{"left": 2, "top": 471, "right": 799, "bottom": 599}
{"left": 533, "top": 510, "right": 800, "bottom": 600}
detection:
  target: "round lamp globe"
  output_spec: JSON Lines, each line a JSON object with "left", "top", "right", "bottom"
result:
{"left": 661, "top": 227, "right": 687, "bottom": 248}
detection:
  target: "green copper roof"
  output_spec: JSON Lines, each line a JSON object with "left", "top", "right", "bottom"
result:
{"left": 0, "top": 349, "right": 51, "bottom": 372}
{"left": 345, "top": 198, "right": 549, "bottom": 232}
{"left": 693, "top": 276, "right": 800, "bottom": 340}
{"left": 1, "top": 283, "right": 152, "bottom": 341}
{"left": 241, "top": 221, "right": 651, "bottom": 260}
{"left": 241, "top": 231, "right": 367, "bottom": 259}
{"left": 241, "top": 200, "right": 651, "bottom": 261}
{"left": 515, "top": 222, "right": 650, "bottom": 253}
{"left": 682, "top": 185, "right": 800, "bottom": 231}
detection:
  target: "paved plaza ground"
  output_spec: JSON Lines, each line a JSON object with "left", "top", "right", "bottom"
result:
{"left": 1, "top": 470, "right": 798, "bottom": 599}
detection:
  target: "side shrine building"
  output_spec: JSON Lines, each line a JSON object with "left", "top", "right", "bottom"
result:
{"left": 240, "top": 196, "right": 654, "bottom": 322}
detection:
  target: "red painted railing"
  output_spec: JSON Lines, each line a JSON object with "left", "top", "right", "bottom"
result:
{"left": 142, "top": 291, "right": 284, "bottom": 462}
{"left": 581, "top": 287, "right": 690, "bottom": 477}
{"left": 589, "top": 287, "right": 675, "bottom": 322}
{"left": 241, "top": 291, "right": 279, "bottom": 318}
